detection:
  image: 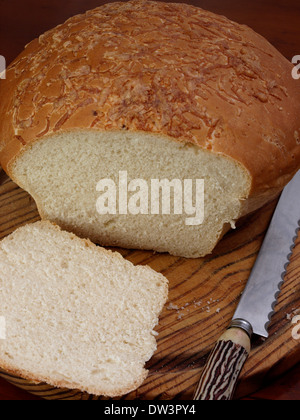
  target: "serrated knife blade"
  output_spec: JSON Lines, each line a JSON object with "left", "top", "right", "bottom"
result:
{"left": 233, "top": 170, "right": 300, "bottom": 338}
{"left": 194, "top": 170, "right": 300, "bottom": 400}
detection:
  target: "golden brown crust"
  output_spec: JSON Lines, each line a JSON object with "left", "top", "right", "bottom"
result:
{"left": 0, "top": 0, "right": 300, "bottom": 198}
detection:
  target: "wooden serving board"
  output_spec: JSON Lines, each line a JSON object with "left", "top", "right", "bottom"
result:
{"left": 0, "top": 169, "right": 299, "bottom": 400}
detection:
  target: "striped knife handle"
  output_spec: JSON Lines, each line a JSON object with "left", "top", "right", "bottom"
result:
{"left": 193, "top": 327, "right": 251, "bottom": 400}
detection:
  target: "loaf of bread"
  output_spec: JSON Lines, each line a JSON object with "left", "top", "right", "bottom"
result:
{"left": 0, "top": 221, "right": 168, "bottom": 397}
{"left": 0, "top": 1, "right": 299, "bottom": 258}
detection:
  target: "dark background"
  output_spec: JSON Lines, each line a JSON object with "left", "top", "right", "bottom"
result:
{"left": 0, "top": 0, "right": 299, "bottom": 400}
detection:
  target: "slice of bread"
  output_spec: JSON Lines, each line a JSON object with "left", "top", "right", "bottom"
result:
{"left": 0, "top": 221, "right": 168, "bottom": 397}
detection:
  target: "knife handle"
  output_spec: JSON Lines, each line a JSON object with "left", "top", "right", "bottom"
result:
{"left": 193, "top": 325, "right": 251, "bottom": 400}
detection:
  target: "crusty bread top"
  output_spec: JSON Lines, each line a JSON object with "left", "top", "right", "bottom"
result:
{"left": 0, "top": 0, "right": 299, "bottom": 195}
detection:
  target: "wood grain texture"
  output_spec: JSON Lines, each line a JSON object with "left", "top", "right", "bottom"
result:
{"left": 244, "top": 364, "right": 300, "bottom": 400}
{"left": 0, "top": 170, "right": 299, "bottom": 400}
{"left": 0, "top": 0, "right": 299, "bottom": 400}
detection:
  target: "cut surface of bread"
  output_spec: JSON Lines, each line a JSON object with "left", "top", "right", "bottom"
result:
{"left": 12, "top": 131, "right": 250, "bottom": 258}
{"left": 0, "top": 221, "right": 168, "bottom": 397}
{"left": 1, "top": 1, "right": 300, "bottom": 258}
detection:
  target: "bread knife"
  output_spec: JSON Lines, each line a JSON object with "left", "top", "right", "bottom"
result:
{"left": 193, "top": 170, "right": 300, "bottom": 400}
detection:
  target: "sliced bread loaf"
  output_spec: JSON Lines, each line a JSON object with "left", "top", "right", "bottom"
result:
{"left": 0, "top": 221, "right": 168, "bottom": 397}
{"left": 0, "top": 1, "right": 299, "bottom": 258}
